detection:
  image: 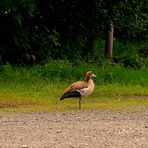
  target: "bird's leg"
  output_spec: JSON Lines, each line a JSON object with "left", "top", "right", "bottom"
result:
{"left": 79, "top": 97, "right": 82, "bottom": 109}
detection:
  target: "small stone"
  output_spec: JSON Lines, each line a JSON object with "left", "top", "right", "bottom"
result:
{"left": 22, "top": 145, "right": 28, "bottom": 148}
{"left": 57, "top": 131, "right": 62, "bottom": 133}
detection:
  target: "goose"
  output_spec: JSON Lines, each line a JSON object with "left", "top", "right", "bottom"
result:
{"left": 60, "top": 71, "right": 96, "bottom": 109}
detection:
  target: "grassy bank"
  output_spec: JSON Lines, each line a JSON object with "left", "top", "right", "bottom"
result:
{"left": 0, "top": 61, "right": 148, "bottom": 112}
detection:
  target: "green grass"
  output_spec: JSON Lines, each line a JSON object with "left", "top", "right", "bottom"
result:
{"left": 0, "top": 83, "right": 148, "bottom": 112}
{"left": 0, "top": 61, "right": 148, "bottom": 112}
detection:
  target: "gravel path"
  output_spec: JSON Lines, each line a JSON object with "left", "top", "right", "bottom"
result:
{"left": 0, "top": 110, "right": 148, "bottom": 148}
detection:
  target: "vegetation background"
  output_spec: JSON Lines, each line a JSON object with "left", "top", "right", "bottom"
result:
{"left": 0, "top": 0, "right": 148, "bottom": 112}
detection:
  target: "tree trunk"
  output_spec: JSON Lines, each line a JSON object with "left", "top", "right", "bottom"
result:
{"left": 105, "top": 23, "right": 114, "bottom": 57}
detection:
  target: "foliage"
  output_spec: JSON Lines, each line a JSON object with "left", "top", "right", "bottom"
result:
{"left": 0, "top": 60, "right": 148, "bottom": 86}
{"left": 0, "top": 0, "right": 148, "bottom": 65}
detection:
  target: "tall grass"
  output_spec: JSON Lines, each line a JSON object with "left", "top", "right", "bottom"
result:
{"left": 1, "top": 60, "right": 148, "bottom": 85}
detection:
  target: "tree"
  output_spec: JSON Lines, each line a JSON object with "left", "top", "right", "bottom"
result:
{"left": 0, "top": 0, "right": 147, "bottom": 65}
{"left": 95, "top": 0, "right": 148, "bottom": 56}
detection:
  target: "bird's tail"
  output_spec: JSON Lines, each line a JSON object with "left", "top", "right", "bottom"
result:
{"left": 60, "top": 91, "right": 81, "bottom": 100}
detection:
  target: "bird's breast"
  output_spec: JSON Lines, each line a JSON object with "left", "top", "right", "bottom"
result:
{"left": 78, "top": 79, "right": 94, "bottom": 97}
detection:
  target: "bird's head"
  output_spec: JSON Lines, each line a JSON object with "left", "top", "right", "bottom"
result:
{"left": 86, "top": 71, "right": 96, "bottom": 81}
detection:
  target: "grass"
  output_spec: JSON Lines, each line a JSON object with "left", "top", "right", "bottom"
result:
{"left": 0, "top": 61, "right": 148, "bottom": 112}
{"left": 0, "top": 84, "right": 148, "bottom": 112}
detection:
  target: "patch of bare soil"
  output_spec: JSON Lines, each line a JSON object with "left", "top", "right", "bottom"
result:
{"left": 0, "top": 110, "right": 148, "bottom": 148}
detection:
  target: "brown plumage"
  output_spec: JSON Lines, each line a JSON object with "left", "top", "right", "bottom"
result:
{"left": 60, "top": 71, "right": 96, "bottom": 109}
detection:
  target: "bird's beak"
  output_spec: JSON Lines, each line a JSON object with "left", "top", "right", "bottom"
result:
{"left": 92, "top": 74, "right": 96, "bottom": 77}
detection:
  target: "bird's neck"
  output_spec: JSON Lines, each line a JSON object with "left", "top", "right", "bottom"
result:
{"left": 87, "top": 78, "right": 95, "bottom": 94}
{"left": 86, "top": 76, "right": 90, "bottom": 82}
{"left": 87, "top": 77, "right": 94, "bottom": 87}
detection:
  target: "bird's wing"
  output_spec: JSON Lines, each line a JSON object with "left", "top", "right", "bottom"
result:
{"left": 64, "top": 81, "right": 88, "bottom": 94}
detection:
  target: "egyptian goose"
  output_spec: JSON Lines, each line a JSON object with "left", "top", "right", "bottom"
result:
{"left": 60, "top": 71, "right": 96, "bottom": 109}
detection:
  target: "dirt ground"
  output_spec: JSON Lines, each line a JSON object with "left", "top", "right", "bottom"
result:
{"left": 0, "top": 110, "right": 148, "bottom": 148}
